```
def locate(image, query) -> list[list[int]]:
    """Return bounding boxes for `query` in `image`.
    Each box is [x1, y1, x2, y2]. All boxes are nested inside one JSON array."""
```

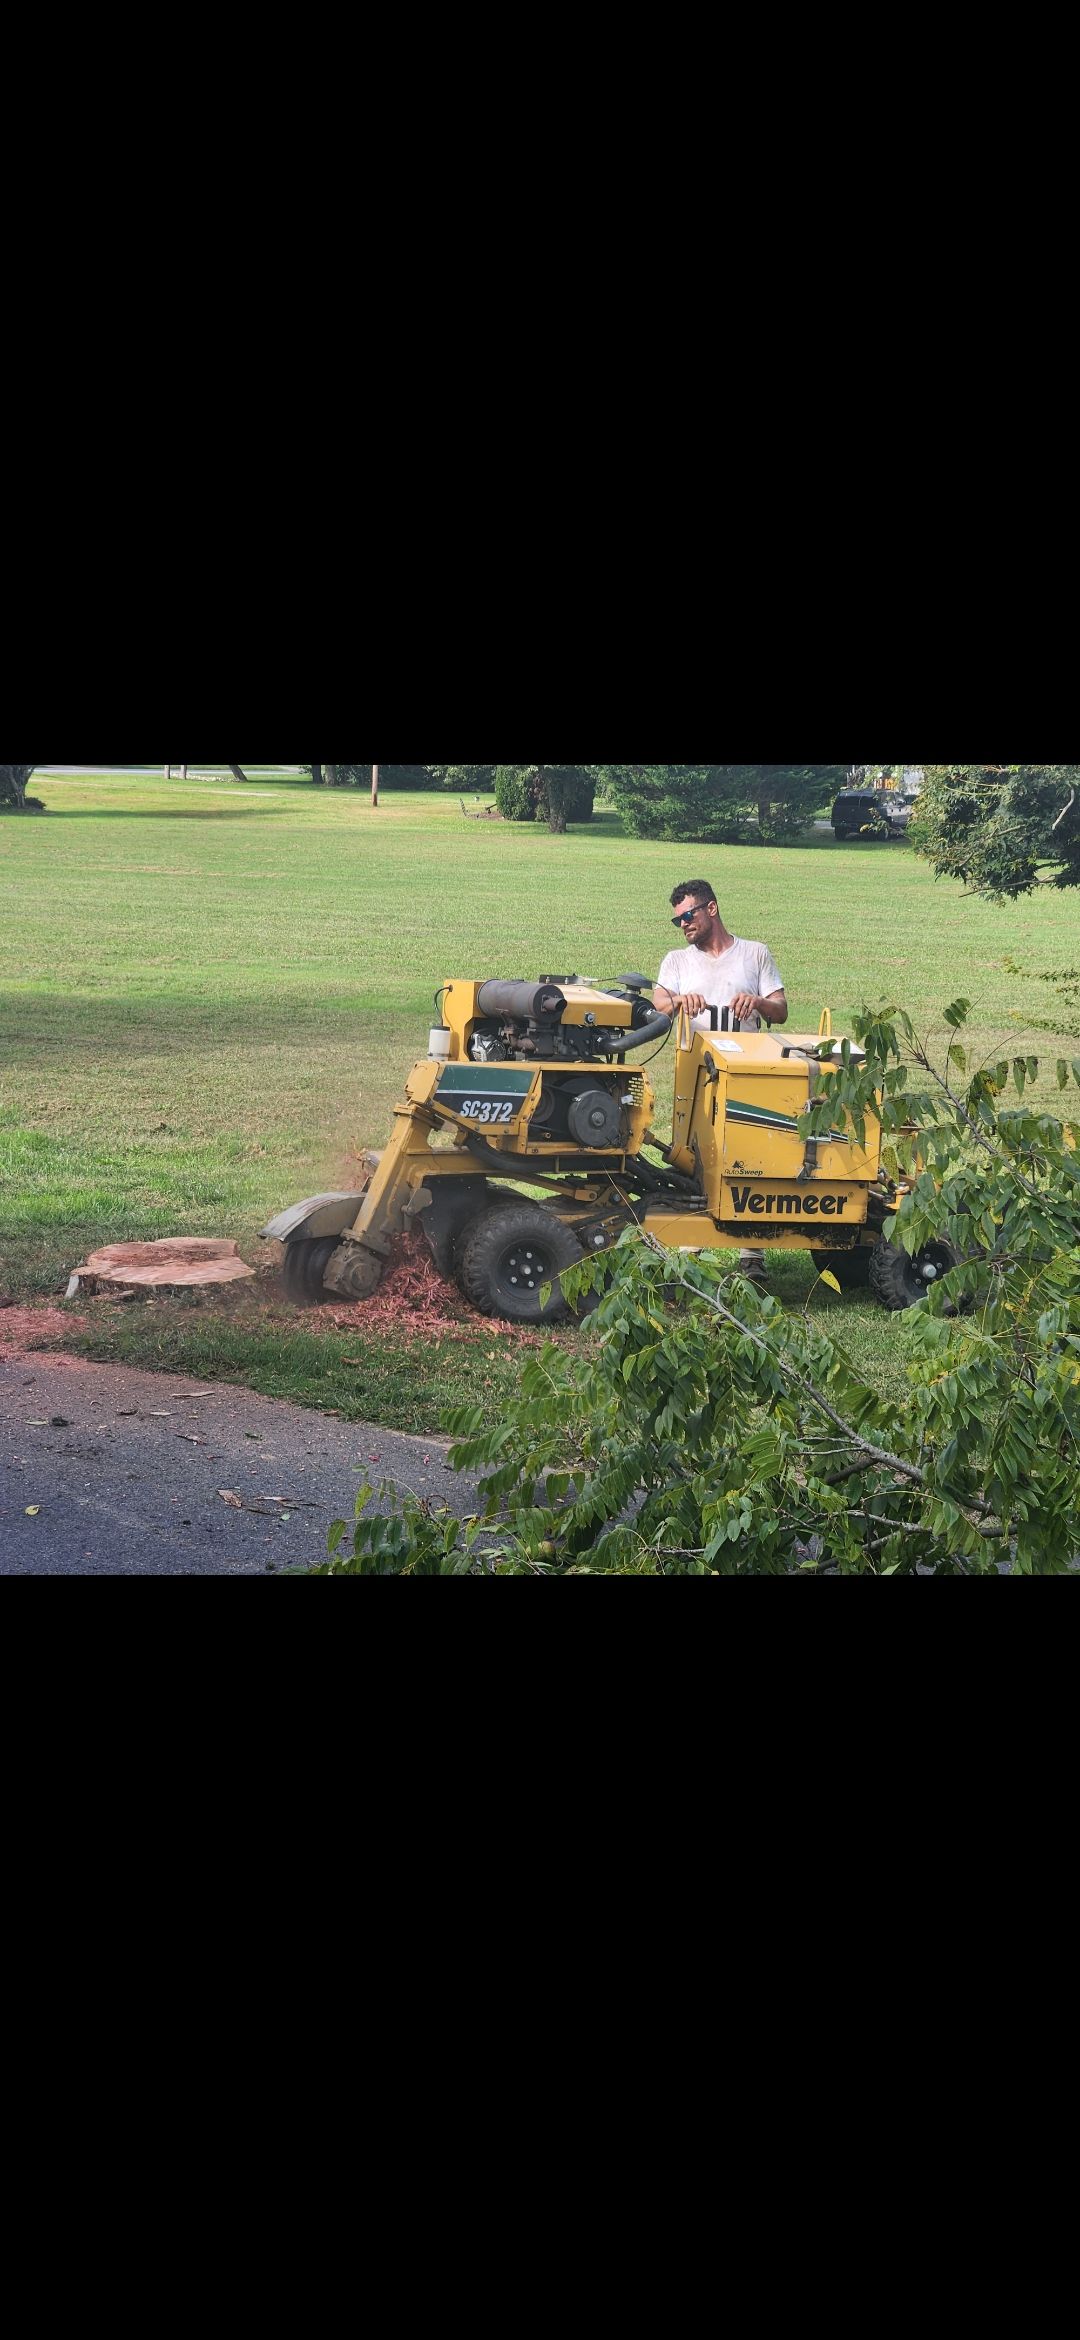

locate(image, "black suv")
[[831, 789, 908, 841]]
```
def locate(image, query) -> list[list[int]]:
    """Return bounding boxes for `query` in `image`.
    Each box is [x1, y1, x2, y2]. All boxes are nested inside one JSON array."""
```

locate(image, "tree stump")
[[68, 1239, 256, 1298]]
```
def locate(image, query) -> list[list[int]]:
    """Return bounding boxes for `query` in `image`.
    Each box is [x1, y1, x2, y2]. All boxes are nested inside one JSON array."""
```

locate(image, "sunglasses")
[[671, 904, 713, 927]]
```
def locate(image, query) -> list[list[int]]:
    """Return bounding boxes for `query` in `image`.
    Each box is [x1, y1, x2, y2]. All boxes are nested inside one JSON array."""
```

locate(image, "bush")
[[494, 765, 541, 821], [494, 766, 595, 826]]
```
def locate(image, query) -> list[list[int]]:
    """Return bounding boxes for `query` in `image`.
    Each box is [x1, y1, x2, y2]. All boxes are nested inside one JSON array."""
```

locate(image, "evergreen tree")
[[597, 765, 845, 842]]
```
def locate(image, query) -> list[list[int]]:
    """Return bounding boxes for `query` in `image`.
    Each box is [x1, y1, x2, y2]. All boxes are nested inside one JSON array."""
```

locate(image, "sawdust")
[[320, 1230, 547, 1347], [0, 1229, 549, 1363], [0, 1307, 87, 1358]]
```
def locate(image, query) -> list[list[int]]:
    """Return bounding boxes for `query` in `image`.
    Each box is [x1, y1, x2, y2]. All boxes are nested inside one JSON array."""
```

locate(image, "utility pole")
[[372, 764, 380, 809]]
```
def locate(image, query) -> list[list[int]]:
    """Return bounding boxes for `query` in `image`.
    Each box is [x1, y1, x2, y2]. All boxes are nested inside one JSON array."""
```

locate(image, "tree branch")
[[640, 1236, 981, 1502], [908, 1046, 1043, 1200]]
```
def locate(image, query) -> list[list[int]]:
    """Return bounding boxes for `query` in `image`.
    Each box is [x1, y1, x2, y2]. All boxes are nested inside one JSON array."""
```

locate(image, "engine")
[[466, 975, 665, 1065]]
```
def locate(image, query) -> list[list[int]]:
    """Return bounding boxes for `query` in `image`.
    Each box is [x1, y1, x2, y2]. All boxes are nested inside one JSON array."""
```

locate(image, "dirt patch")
[[0, 1306, 87, 1358], [1, 1230, 551, 1360]]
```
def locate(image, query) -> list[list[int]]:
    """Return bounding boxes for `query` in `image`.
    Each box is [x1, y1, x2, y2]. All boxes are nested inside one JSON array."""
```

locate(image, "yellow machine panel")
[[718, 1179, 868, 1227], [670, 1029, 880, 1204]]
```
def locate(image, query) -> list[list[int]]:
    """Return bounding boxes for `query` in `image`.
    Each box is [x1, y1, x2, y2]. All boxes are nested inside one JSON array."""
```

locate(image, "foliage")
[[0, 765, 40, 812], [911, 764, 1080, 898], [316, 1484, 510, 1576], [595, 765, 846, 843], [321, 1003, 1080, 1576], [432, 765, 595, 831], [293, 764, 839, 836]]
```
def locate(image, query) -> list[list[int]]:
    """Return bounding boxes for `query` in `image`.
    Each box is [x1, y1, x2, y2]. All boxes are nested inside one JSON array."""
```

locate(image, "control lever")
[[708, 1006, 742, 1033]]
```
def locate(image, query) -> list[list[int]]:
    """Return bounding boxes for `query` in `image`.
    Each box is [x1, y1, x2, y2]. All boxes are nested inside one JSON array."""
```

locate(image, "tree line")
[[4, 763, 1078, 899], [308, 763, 848, 837]]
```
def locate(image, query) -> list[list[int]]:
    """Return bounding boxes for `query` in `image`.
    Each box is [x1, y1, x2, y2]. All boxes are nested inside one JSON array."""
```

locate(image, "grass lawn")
[[3, 770, 1078, 1432]]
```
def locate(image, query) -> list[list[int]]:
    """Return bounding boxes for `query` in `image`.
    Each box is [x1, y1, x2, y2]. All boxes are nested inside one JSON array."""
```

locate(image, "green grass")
[[3, 771, 1078, 1425], [64, 1291, 530, 1436]]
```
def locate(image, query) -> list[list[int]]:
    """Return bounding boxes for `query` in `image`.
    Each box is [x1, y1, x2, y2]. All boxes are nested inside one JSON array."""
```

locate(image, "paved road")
[[34, 767, 303, 777], [0, 1353, 481, 1576]]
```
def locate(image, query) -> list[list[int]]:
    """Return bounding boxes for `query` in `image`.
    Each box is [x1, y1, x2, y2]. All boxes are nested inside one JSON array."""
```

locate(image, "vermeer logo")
[[729, 1185, 849, 1217]]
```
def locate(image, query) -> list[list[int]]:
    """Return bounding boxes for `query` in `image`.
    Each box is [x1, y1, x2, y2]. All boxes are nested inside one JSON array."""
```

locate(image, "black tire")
[[868, 1231, 962, 1312], [281, 1236, 337, 1305], [451, 1198, 493, 1271], [457, 1202, 584, 1325], [811, 1245, 871, 1288], [427, 1179, 496, 1273]]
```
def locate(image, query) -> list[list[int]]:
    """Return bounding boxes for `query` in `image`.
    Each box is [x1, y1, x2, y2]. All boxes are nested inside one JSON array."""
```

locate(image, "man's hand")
[[654, 986, 707, 1018], [730, 991, 760, 1023]]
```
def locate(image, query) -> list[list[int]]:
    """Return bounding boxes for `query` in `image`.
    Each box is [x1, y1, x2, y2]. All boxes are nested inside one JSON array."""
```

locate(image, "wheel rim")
[[497, 1241, 555, 1298], [906, 1242, 956, 1296]]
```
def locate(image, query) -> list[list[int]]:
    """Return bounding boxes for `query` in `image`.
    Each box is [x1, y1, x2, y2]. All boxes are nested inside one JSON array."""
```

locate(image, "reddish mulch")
[[320, 1230, 546, 1347], [0, 1306, 88, 1358], [0, 1230, 551, 1358]]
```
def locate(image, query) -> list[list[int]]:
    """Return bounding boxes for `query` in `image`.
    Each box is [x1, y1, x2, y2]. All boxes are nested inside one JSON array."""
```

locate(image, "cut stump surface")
[[75, 1239, 255, 1292]]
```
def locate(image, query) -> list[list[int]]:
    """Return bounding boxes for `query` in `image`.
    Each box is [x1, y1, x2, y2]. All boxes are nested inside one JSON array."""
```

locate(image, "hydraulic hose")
[[606, 1012, 672, 1053]]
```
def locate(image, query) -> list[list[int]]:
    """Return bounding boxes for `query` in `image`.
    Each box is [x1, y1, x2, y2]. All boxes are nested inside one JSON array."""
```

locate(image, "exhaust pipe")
[[476, 980, 566, 1020]]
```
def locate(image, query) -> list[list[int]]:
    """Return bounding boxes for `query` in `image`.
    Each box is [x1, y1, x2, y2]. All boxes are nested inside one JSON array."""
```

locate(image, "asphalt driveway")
[[0, 1352, 482, 1576]]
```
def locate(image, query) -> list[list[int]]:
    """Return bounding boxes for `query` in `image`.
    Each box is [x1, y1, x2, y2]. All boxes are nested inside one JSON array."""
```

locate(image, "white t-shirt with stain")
[[656, 936, 784, 1032]]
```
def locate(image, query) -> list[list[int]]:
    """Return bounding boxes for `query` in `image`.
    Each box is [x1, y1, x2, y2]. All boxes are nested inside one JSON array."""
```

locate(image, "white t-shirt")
[[656, 935, 784, 1032]]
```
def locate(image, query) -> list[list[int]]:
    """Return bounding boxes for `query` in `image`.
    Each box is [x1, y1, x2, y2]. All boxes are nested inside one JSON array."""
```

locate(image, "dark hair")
[[669, 879, 716, 909]]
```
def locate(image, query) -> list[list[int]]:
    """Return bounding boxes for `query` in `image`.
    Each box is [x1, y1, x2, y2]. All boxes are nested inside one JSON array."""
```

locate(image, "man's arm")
[[730, 988, 788, 1026]]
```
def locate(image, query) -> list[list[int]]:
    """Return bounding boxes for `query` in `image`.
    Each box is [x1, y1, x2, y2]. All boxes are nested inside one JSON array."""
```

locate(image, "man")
[[655, 881, 788, 1285], [655, 881, 788, 1032]]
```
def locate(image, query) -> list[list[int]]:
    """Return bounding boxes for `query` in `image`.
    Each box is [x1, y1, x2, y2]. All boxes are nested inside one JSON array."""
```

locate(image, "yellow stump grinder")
[[263, 975, 949, 1321]]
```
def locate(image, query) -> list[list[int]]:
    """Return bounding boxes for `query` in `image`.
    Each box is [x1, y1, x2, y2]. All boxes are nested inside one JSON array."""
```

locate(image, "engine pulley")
[[566, 1086, 625, 1148]]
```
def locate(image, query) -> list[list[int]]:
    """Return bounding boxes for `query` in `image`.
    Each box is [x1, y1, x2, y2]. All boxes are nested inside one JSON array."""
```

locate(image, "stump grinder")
[[263, 976, 951, 1321]]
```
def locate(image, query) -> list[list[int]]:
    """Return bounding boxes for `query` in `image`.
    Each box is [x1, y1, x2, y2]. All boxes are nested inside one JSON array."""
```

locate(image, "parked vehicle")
[[831, 789, 909, 840]]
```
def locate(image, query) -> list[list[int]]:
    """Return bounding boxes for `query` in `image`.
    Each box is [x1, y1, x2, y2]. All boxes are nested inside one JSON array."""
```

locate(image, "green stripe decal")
[[437, 1066, 535, 1094], [727, 1102, 849, 1142]]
